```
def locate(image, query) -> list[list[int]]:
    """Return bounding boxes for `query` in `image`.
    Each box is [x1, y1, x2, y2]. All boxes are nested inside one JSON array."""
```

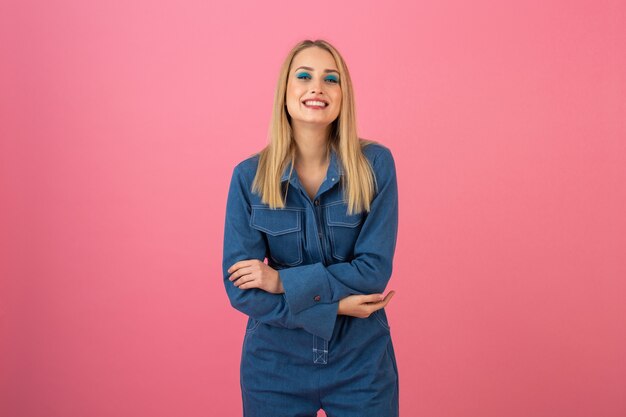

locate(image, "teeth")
[[304, 100, 327, 107]]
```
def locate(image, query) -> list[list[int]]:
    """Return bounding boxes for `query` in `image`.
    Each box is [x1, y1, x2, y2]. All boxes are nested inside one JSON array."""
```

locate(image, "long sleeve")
[[222, 163, 339, 340], [279, 147, 399, 314]]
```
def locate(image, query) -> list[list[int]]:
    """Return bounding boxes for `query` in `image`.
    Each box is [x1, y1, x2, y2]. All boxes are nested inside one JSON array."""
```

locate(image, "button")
[[313, 295, 321, 302], [314, 199, 320, 206], [331, 177, 335, 181]]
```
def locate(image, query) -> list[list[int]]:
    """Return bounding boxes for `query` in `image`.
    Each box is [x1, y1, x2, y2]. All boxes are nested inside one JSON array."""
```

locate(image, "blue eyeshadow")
[[295, 72, 339, 82]]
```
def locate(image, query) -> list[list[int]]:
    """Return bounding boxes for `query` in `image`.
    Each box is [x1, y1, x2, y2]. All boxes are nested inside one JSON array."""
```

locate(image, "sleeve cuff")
[[279, 262, 332, 314], [291, 300, 339, 341]]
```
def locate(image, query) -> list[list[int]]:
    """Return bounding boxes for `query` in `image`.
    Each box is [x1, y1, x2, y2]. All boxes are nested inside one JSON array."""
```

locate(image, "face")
[[285, 47, 342, 131]]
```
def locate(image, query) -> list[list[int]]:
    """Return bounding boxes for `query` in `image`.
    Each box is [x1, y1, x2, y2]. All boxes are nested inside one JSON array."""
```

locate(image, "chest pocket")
[[250, 206, 303, 267], [325, 202, 365, 261]]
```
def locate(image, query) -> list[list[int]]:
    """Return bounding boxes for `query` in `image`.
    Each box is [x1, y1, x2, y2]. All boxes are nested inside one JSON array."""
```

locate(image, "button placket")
[[298, 194, 331, 363], [311, 198, 330, 266]]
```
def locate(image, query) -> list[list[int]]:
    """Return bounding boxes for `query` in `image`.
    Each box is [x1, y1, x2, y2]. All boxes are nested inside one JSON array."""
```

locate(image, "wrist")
[[276, 271, 285, 293]]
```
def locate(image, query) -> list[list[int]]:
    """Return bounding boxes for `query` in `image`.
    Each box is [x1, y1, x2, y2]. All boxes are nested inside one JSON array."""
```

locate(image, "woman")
[[222, 39, 399, 417]]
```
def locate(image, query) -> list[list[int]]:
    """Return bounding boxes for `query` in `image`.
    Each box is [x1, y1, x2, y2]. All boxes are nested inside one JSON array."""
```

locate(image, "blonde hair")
[[251, 39, 377, 215]]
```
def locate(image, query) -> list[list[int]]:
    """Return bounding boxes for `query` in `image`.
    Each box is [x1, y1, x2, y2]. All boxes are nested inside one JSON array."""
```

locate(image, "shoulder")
[[360, 139, 396, 174], [231, 152, 261, 184]]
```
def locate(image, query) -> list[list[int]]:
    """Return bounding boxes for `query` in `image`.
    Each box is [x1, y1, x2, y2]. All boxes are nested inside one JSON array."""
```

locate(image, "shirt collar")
[[280, 146, 344, 184]]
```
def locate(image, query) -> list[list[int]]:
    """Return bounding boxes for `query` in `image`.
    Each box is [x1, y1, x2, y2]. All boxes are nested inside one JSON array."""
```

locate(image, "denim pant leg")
[[319, 312, 399, 417], [240, 323, 321, 417]]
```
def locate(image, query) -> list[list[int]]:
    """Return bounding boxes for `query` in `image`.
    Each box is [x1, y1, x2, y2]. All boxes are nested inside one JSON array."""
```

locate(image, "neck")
[[291, 123, 331, 168]]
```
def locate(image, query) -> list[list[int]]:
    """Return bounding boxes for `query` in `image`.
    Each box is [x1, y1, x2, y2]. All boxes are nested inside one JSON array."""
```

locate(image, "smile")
[[303, 100, 328, 109]]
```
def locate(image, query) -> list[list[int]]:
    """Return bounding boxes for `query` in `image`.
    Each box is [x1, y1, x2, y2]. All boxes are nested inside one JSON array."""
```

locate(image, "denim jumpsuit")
[[222, 142, 399, 417]]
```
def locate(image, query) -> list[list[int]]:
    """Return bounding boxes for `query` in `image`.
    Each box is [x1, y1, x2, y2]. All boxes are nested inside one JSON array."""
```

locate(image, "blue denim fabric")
[[223, 142, 399, 417]]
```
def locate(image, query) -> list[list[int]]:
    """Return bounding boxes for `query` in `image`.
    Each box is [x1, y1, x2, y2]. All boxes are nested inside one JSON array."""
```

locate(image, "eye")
[[325, 75, 339, 84], [296, 72, 311, 80]]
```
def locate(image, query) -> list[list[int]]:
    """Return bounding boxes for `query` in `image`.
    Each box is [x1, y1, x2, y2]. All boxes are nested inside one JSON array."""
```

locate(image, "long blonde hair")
[[251, 39, 377, 215]]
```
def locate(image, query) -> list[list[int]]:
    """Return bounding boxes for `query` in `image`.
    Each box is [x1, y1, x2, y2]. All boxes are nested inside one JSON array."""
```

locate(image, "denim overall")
[[222, 142, 399, 417]]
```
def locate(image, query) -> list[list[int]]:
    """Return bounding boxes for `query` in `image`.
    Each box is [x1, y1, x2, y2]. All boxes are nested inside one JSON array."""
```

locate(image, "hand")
[[227, 259, 284, 294], [337, 291, 395, 318]]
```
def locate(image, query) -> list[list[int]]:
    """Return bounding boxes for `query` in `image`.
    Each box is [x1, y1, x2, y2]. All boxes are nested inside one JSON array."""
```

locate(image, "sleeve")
[[278, 147, 399, 314], [222, 163, 339, 340]]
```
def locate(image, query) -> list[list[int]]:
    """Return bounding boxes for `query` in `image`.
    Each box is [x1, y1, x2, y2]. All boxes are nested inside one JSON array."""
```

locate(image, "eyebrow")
[[294, 66, 340, 75]]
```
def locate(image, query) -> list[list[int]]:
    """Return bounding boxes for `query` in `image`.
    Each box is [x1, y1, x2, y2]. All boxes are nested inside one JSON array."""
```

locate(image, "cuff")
[[279, 262, 332, 315], [291, 300, 339, 341]]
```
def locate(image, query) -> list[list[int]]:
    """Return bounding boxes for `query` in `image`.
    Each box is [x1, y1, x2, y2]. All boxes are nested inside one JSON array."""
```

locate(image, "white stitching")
[[373, 310, 391, 331], [313, 336, 328, 364], [250, 207, 302, 235], [250, 207, 304, 266]]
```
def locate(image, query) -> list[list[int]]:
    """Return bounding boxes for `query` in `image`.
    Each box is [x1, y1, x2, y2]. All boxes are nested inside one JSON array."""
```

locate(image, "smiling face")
[[285, 46, 342, 132]]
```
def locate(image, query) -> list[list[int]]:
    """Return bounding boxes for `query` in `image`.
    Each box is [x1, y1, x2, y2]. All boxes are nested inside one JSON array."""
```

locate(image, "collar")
[[280, 147, 344, 184]]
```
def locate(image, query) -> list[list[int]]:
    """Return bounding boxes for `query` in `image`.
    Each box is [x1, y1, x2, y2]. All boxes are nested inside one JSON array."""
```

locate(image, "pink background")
[[1, 0, 625, 416]]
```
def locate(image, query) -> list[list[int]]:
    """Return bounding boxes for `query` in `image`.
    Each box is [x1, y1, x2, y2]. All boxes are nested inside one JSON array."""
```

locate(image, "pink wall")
[[1, 0, 625, 416]]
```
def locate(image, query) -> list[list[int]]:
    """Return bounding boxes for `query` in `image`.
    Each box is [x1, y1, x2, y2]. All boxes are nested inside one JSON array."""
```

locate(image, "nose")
[[310, 77, 324, 94]]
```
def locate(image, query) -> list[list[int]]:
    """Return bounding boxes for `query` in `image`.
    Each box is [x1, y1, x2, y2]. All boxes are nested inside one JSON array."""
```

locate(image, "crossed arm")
[[222, 148, 398, 340], [227, 259, 395, 318]]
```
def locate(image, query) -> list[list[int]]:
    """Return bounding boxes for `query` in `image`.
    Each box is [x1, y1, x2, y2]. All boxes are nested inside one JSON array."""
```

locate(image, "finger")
[[238, 279, 258, 290], [378, 290, 396, 308], [227, 262, 241, 274], [233, 272, 254, 287], [367, 291, 396, 313], [227, 259, 254, 274], [361, 293, 384, 304], [232, 271, 250, 286], [229, 266, 252, 281]]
